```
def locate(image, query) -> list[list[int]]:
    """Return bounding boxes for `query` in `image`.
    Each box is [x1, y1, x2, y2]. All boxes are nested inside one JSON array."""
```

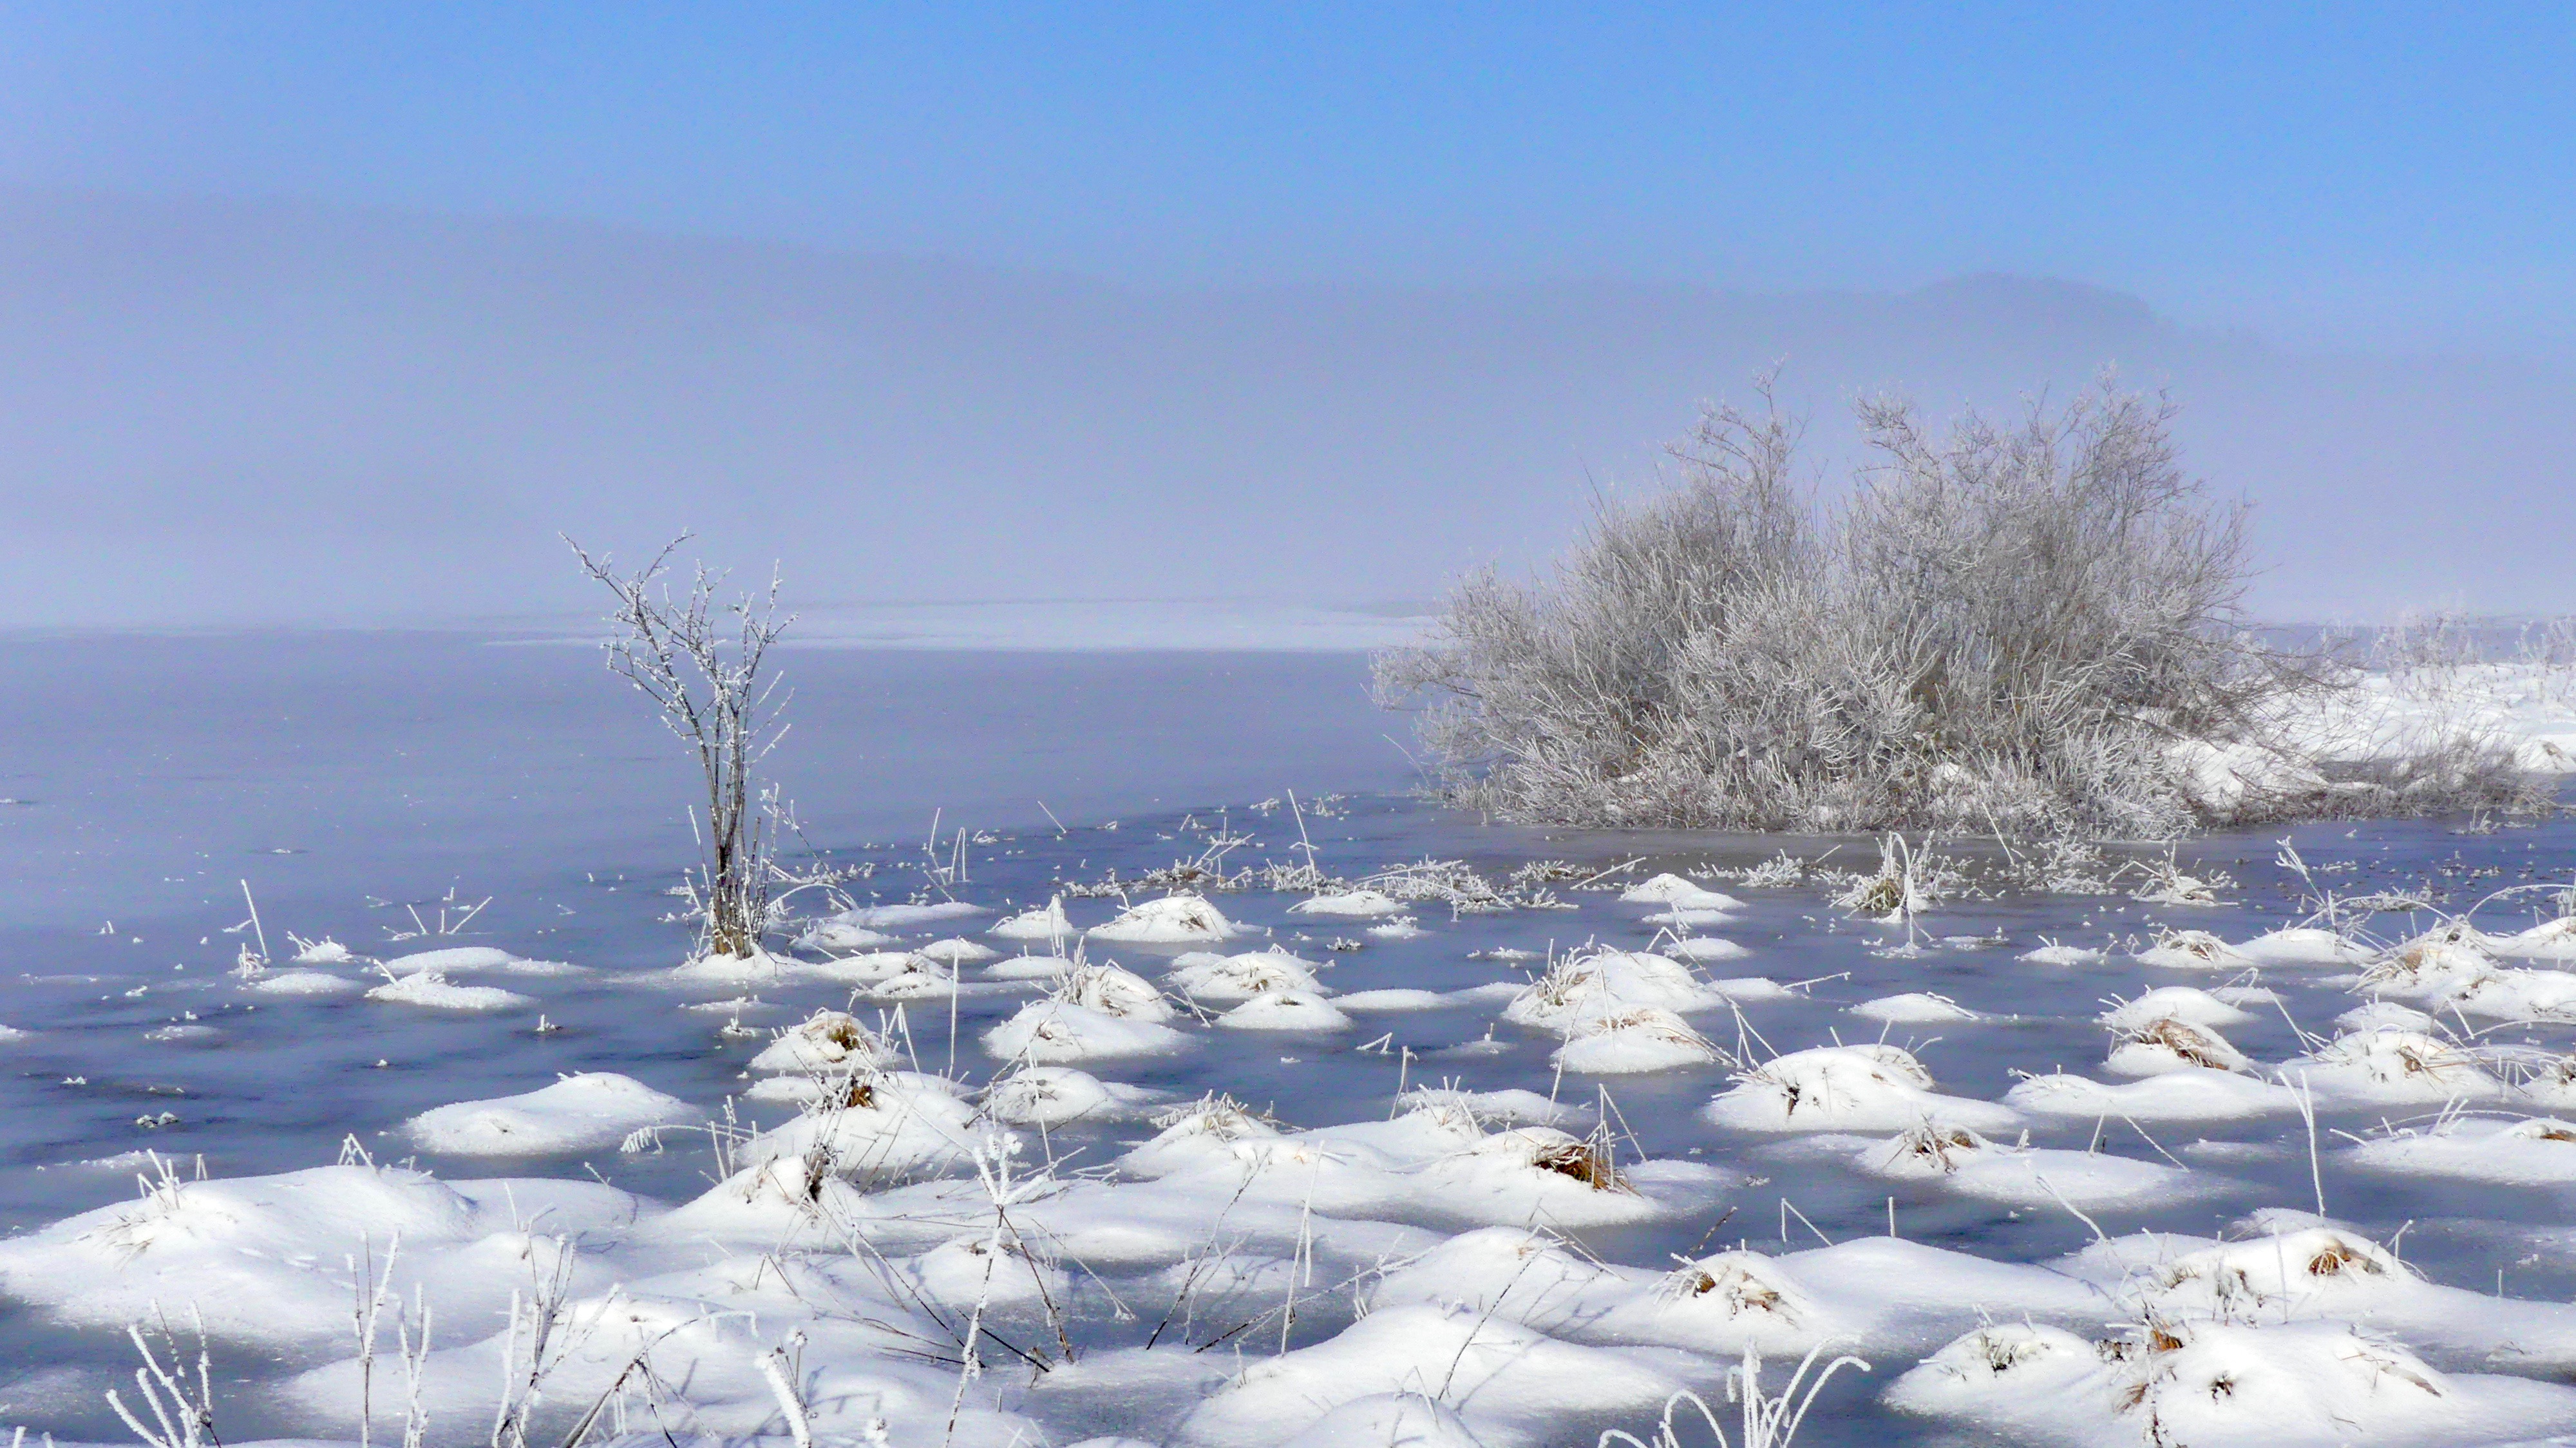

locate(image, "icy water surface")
[[6, 633, 2576, 1447]]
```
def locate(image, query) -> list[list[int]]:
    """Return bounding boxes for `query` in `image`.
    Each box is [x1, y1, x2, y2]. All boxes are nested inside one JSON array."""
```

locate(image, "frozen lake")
[[6, 631, 2576, 1447]]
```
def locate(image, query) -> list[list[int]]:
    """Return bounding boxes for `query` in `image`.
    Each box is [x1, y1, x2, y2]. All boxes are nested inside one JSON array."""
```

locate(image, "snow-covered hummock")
[[742, 1071, 997, 1179], [802, 949, 923, 986], [1706, 1044, 2019, 1132], [985, 951, 1074, 982], [1289, 889, 1407, 917], [1395, 1087, 1586, 1126], [1619, 873, 1744, 910], [1889, 1316, 2576, 1448], [983, 1000, 1186, 1062], [1336, 987, 1449, 1010], [2102, 985, 2257, 1031], [365, 971, 530, 1011], [1172, 1301, 1683, 1448], [2520, 1054, 2576, 1110], [2018, 941, 2105, 966], [2005, 1066, 2303, 1121], [402, 1072, 698, 1155], [1663, 934, 1751, 962], [2236, 926, 2374, 966], [0, 1163, 640, 1355], [667, 946, 802, 984], [1852, 992, 1982, 1023], [2336, 999, 2436, 1033], [1118, 1102, 1727, 1230], [2135, 929, 2253, 969], [2360, 928, 2501, 1000], [2060, 1221, 2576, 1376], [0, 1023, 28, 1042], [915, 936, 996, 964], [792, 917, 899, 951], [2289, 1027, 2505, 1104], [1365, 917, 1424, 940], [2436, 966, 2576, 1022], [849, 959, 965, 1002], [989, 895, 1076, 942], [2106, 1017, 2254, 1076], [1088, 892, 1238, 943], [984, 1066, 1160, 1125], [1056, 962, 1175, 1020], [293, 1223, 1041, 1445], [1217, 989, 1353, 1032], [832, 900, 986, 930], [1551, 1007, 1724, 1072], [1166, 948, 1325, 1003], [1503, 948, 1727, 1030], [377, 946, 516, 976], [1854, 1124, 2207, 1210], [2492, 915, 2576, 961], [290, 938, 356, 964], [1365, 1225, 2103, 1360], [2347, 1115, 2576, 1185], [748, 1009, 896, 1075], [243, 969, 363, 997]]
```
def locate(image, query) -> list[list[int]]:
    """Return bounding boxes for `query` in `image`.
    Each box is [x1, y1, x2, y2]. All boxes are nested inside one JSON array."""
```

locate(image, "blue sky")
[[5, 3, 2570, 348]]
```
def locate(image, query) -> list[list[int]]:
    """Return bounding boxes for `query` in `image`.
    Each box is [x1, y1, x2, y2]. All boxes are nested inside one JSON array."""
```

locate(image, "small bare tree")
[[571, 534, 791, 958]]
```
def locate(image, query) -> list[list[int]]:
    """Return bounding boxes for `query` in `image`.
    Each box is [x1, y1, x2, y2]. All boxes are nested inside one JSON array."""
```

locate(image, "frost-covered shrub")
[[1379, 377, 2511, 835]]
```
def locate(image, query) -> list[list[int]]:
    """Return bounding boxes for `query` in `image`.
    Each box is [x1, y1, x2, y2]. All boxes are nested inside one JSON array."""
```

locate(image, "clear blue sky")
[[5, 3, 2571, 348]]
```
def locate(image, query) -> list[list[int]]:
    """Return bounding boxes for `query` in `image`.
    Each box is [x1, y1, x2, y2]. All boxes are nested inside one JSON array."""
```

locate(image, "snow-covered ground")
[[6, 644, 2576, 1448]]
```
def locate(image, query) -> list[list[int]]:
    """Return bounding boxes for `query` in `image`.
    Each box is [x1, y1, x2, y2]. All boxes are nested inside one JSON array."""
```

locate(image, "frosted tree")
[[571, 535, 791, 958]]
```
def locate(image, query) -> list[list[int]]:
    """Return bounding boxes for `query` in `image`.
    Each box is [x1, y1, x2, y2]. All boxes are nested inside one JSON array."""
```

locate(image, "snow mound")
[[2005, 1066, 2302, 1121], [984, 1000, 1187, 1062], [1173, 1302, 1681, 1447], [985, 1067, 1160, 1125], [243, 969, 363, 997], [1167, 949, 1325, 1003], [1289, 890, 1407, 917], [916, 937, 998, 964], [1855, 1125, 2210, 1210], [2347, 1115, 2576, 1185], [1890, 1317, 2576, 1448], [2135, 929, 2253, 969], [2105, 1017, 2254, 1076], [1089, 893, 1238, 943], [1705, 1044, 2019, 1132], [835, 901, 986, 929], [989, 896, 1075, 942], [1503, 948, 1727, 1030], [2101, 986, 2256, 1031], [403, 1073, 698, 1156], [1057, 963, 1177, 1020], [364, 971, 529, 1011], [1664, 935, 1751, 962], [1551, 1007, 1724, 1073], [741, 1071, 996, 1179], [748, 1009, 897, 1074], [2018, 942, 2105, 966], [1852, 992, 1982, 1023], [2235, 926, 2374, 965], [1216, 989, 1353, 1032], [1619, 873, 1743, 910], [986, 952, 1075, 980], [2291, 1027, 2505, 1103], [793, 918, 899, 951], [0, 1164, 639, 1353]]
